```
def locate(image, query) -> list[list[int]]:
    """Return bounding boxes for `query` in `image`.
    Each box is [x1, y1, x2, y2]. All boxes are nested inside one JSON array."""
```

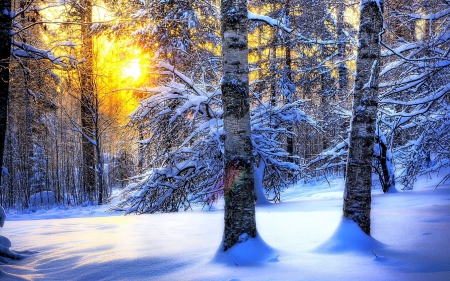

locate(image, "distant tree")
[[379, 0, 450, 189], [0, 0, 12, 186], [0, 0, 70, 209]]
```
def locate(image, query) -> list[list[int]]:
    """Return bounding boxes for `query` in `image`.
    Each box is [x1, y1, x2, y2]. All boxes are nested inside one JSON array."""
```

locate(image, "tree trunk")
[[221, 0, 257, 251], [0, 0, 12, 185], [336, 2, 348, 95], [80, 0, 96, 203], [343, 0, 383, 235], [374, 128, 395, 193], [284, 0, 294, 160], [95, 139, 104, 205]]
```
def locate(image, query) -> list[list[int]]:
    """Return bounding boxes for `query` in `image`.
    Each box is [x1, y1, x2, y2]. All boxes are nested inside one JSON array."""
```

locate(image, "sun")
[[122, 58, 141, 81]]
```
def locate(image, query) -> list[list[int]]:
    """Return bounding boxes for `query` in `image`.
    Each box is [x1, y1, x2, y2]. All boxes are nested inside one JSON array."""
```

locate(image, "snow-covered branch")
[[248, 11, 293, 33], [11, 39, 74, 69]]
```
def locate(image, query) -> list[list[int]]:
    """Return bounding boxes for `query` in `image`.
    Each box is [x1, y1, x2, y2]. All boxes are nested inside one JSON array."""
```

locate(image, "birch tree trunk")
[[221, 0, 257, 251], [343, 0, 383, 235], [0, 0, 12, 185]]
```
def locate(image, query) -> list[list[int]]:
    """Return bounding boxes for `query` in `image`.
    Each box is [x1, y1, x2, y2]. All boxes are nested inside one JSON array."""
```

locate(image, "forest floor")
[[1, 169, 450, 281]]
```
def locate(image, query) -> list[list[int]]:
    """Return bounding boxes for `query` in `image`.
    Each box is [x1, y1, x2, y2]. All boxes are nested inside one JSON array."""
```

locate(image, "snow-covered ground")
[[1, 171, 450, 281]]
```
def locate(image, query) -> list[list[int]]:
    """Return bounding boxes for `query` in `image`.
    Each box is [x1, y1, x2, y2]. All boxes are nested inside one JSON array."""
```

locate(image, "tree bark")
[[284, 0, 294, 159], [0, 0, 12, 185], [80, 0, 96, 203], [336, 2, 348, 95], [221, 0, 257, 251], [343, 0, 383, 235]]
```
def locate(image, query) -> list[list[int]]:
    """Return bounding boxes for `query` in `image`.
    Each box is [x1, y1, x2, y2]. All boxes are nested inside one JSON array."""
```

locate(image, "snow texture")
[[0, 171, 449, 280]]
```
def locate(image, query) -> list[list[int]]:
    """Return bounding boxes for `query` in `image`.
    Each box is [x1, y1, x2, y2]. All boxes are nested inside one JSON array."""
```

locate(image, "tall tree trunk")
[[336, 2, 348, 96], [284, 0, 294, 159], [221, 0, 257, 251], [343, 0, 383, 235], [80, 0, 96, 203], [0, 0, 12, 186]]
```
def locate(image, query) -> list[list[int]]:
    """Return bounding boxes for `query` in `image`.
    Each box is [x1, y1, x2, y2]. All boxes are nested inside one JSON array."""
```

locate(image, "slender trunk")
[[94, 94, 103, 205], [96, 142, 103, 205], [0, 0, 12, 185], [270, 39, 277, 108], [336, 2, 350, 148], [138, 128, 144, 173], [343, 0, 383, 235], [375, 129, 395, 193], [337, 2, 348, 96], [221, 0, 256, 251], [284, 0, 294, 159], [80, 0, 96, 203]]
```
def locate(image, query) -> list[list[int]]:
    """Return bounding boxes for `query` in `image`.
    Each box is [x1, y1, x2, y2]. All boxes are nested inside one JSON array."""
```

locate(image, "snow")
[[213, 233, 276, 266], [314, 217, 385, 253], [248, 11, 293, 33], [1, 171, 450, 280], [29, 191, 56, 209]]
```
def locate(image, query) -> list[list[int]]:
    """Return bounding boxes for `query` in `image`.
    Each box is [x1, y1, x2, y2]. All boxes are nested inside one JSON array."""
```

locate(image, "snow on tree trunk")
[[221, 0, 257, 251], [343, 0, 383, 235], [0, 0, 12, 185]]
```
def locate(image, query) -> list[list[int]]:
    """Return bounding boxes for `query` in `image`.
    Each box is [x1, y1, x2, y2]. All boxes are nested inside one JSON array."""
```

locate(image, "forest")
[[1, 0, 448, 213], [0, 0, 449, 279]]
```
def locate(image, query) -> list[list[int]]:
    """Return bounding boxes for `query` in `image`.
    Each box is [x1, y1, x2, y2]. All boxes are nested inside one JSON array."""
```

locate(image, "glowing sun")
[[122, 58, 141, 80]]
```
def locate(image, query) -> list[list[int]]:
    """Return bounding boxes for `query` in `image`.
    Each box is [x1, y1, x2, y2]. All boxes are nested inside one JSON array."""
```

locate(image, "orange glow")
[[122, 58, 142, 81], [39, 0, 153, 125]]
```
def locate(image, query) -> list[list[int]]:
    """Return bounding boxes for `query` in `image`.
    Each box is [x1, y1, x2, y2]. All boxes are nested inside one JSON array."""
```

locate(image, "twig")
[[372, 251, 378, 257]]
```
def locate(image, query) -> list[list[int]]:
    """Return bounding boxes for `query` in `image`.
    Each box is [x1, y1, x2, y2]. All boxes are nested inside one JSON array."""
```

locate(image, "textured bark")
[[343, 0, 383, 235], [221, 0, 257, 251], [80, 0, 96, 202], [0, 0, 12, 185]]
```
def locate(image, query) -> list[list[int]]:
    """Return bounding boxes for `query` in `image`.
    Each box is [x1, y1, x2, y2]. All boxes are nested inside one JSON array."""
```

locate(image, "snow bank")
[[314, 217, 384, 254], [213, 233, 278, 266], [29, 191, 56, 208], [0, 234, 24, 262], [1, 171, 450, 280]]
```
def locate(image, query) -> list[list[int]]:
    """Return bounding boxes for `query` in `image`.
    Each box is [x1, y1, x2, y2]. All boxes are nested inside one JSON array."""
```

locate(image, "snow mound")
[[213, 233, 278, 266], [387, 186, 399, 193], [0, 235, 24, 262], [29, 191, 56, 208], [0, 235, 11, 248], [314, 217, 385, 254]]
